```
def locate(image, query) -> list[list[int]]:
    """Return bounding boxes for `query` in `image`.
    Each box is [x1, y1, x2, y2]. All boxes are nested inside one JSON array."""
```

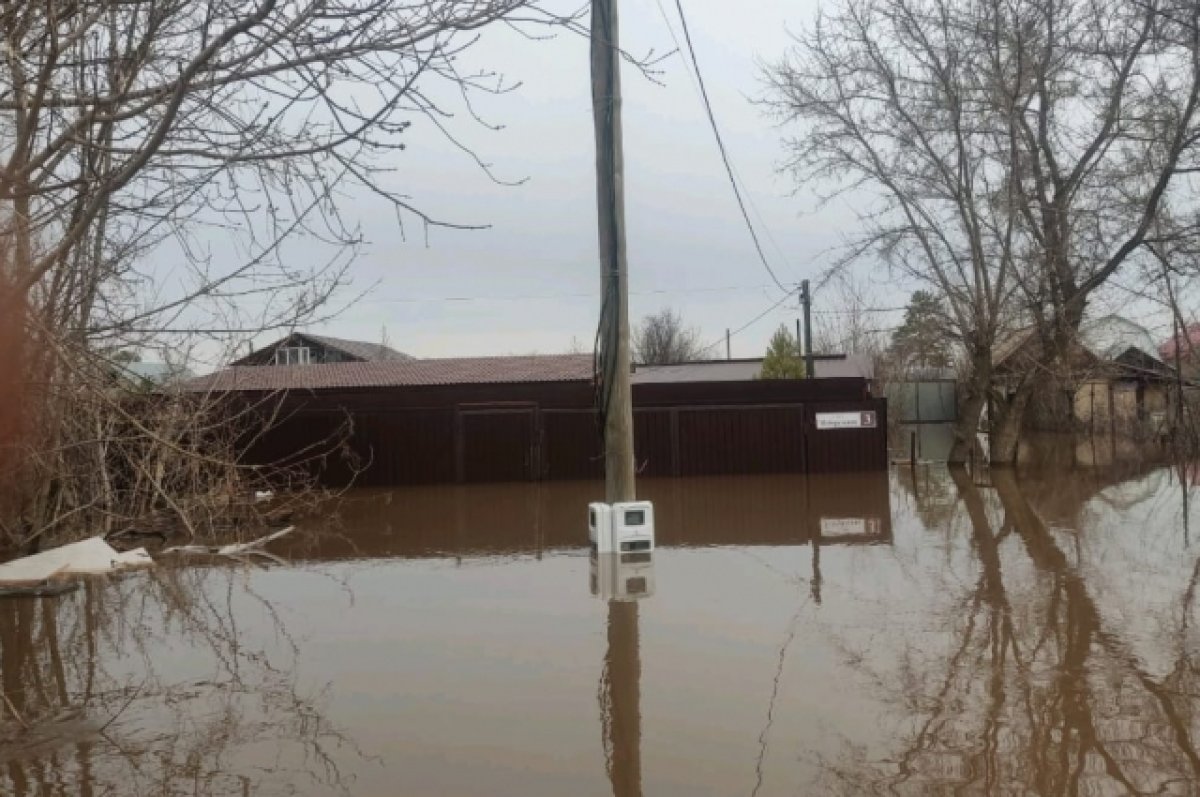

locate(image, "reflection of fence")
[[887, 380, 957, 423]]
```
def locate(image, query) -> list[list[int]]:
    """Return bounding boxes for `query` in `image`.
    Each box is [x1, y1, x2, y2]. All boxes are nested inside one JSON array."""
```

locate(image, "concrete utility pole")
[[801, 280, 815, 379], [591, 0, 635, 503]]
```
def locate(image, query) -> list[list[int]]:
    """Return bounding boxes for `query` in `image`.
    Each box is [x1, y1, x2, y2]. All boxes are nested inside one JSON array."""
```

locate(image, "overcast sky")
[[224, 0, 882, 362], [206, 0, 1173, 366]]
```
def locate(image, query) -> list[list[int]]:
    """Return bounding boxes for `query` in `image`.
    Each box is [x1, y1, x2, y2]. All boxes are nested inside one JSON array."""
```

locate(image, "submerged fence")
[[239, 379, 888, 486]]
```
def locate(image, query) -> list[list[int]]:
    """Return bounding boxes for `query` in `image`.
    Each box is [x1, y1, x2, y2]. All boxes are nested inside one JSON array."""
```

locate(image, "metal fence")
[[886, 380, 957, 423], [241, 380, 888, 486]]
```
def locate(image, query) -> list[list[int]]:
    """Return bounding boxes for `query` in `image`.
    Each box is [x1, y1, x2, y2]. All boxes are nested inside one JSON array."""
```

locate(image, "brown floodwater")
[[2, 462, 1200, 796]]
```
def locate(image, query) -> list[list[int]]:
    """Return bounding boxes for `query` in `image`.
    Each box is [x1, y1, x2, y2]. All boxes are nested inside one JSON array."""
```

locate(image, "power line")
[[364, 283, 775, 304], [651, 1, 795, 276], [699, 292, 796, 355], [669, 0, 791, 295], [811, 305, 907, 315]]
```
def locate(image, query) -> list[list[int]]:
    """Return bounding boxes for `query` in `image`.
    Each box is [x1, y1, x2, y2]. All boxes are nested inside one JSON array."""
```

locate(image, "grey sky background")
[[188, 0, 1173, 367], [229, 0, 880, 363]]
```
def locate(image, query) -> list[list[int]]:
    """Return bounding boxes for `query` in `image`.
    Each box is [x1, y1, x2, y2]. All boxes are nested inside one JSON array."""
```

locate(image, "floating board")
[[0, 538, 152, 585]]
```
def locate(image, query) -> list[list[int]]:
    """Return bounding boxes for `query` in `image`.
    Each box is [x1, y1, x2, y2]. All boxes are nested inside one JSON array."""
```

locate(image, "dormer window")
[[274, 346, 312, 366]]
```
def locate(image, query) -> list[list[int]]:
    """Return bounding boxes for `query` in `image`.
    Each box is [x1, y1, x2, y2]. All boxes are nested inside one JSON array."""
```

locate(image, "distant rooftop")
[[995, 314, 1165, 368], [185, 354, 594, 393], [232, 332, 413, 366]]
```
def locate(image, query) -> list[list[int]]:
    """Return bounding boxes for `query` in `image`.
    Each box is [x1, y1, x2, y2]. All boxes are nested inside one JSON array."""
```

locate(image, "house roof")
[[1160, 322, 1200, 362], [302, 334, 413, 362], [992, 327, 1037, 367], [1078, 315, 1162, 363], [232, 332, 413, 365], [994, 315, 1164, 369], [184, 354, 594, 393]]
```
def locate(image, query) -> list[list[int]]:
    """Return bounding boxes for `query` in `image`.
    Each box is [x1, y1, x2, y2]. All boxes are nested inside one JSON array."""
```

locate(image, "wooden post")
[[591, 0, 635, 503]]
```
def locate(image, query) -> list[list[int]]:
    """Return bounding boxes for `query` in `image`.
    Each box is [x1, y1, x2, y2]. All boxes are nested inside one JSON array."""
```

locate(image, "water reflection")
[[0, 568, 352, 796], [293, 472, 893, 561], [0, 468, 1198, 795], [821, 465, 1200, 795], [593, 552, 655, 797]]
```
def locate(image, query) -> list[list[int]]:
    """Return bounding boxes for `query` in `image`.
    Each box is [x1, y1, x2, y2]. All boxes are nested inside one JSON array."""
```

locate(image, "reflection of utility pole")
[[810, 536, 823, 606], [591, 0, 635, 504], [603, 600, 642, 796], [805, 472, 821, 605], [800, 280, 814, 379]]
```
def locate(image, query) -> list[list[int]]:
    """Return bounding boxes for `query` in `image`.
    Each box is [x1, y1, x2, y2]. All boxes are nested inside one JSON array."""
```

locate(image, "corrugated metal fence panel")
[[240, 385, 888, 485], [247, 413, 360, 487], [678, 405, 806, 477], [634, 378, 866, 406], [541, 410, 603, 481], [459, 409, 535, 483], [887, 380, 957, 423], [634, 409, 675, 477], [805, 399, 889, 473], [354, 410, 456, 487], [916, 381, 957, 422]]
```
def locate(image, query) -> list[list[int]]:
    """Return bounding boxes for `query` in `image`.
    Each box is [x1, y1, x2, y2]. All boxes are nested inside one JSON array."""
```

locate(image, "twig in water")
[[1, 691, 29, 730]]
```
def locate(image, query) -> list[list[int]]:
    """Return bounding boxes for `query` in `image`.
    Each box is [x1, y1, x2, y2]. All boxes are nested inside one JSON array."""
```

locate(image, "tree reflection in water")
[[821, 464, 1200, 795], [0, 565, 354, 796]]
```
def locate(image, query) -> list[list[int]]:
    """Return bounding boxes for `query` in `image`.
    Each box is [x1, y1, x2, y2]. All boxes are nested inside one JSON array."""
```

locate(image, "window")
[[623, 509, 645, 527], [274, 346, 312, 366]]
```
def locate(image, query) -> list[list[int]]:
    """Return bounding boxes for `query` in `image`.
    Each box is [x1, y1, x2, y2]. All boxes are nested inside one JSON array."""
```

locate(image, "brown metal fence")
[[240, 379, 887, 486]]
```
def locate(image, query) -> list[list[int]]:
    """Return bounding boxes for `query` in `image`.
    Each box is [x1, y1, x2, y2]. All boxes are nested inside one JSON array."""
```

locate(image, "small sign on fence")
[[819, 517, 883, 536], [815, 410, 877, 430]]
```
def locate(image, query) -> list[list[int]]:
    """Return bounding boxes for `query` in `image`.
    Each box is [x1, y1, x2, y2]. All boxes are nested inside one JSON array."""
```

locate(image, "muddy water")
[[1, 464, 1199, 795]]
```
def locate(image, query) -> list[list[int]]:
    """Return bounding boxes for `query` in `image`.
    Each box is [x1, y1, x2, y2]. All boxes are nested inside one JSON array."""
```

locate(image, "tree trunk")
[[990, 382, 1034, 466], [0, 281, 26, 531], [948, 348, 990, 465]]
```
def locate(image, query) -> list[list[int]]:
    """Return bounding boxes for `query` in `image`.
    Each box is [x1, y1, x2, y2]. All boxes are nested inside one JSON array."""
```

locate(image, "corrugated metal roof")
[[813, 355, 875, 380], [184, 354, 594, 393], [633, 360, 762, 383], [630, 355, 874, 383]]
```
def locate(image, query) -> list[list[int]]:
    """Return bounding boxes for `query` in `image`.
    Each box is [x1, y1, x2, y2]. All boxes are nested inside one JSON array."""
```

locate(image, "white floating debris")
[[160, 525, 295, 558], [0, 538, 153, 585], [253, 490, 275, 503]]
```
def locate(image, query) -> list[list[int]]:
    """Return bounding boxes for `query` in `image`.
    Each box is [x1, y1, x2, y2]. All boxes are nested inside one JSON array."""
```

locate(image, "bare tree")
[[767, 0, 1200, 464], [632, 308, 703, 365], [811, 273, 889, 360], [0, 0, 602, 548]]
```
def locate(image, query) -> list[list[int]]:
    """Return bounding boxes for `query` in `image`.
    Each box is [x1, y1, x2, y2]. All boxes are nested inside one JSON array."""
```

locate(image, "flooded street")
[[2, 463, 1200, 795]]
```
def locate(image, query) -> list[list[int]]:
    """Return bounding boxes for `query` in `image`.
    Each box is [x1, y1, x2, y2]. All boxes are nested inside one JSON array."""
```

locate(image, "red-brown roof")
[[1160, 322, 1200, 362], [183, 354, 594, 393]]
